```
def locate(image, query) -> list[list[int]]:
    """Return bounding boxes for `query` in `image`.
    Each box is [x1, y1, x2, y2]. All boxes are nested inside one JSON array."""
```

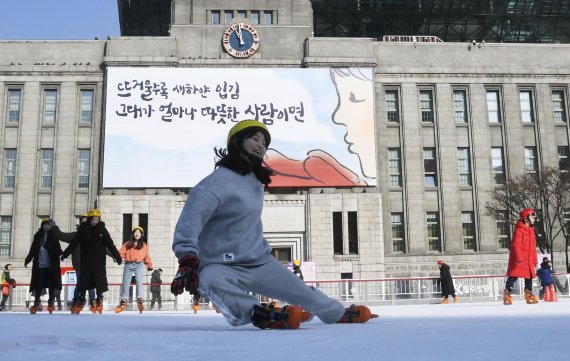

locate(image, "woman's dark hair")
[[215, 128, 274, 186], [127, 230, 145, 250]]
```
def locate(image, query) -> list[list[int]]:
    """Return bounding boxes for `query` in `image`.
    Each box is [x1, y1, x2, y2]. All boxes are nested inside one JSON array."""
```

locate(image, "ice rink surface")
[[4, 299, 569, 361]]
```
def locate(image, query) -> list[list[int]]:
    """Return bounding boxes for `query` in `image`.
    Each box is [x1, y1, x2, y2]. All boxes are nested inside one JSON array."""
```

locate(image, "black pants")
[[505, 277, 532, 292], [150, 291, 162, 309], [34, 268, 54, 302]]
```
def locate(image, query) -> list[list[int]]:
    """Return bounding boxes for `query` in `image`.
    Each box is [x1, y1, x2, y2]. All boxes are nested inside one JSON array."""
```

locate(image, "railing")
[[382, 35, 443, 43], [2, 274, 568, 312]]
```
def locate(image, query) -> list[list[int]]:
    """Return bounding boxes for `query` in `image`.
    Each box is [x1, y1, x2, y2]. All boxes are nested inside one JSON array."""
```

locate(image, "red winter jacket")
[[506, 220, 537, 279]]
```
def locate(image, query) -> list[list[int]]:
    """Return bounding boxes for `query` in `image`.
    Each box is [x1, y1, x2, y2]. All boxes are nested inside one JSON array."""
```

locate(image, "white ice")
[[4, 299, 569, 361]]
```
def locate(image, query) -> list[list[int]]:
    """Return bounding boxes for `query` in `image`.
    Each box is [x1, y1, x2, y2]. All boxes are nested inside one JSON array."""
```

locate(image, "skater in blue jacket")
[[537, 257, 555, 300], [171, 120, 377, 329]]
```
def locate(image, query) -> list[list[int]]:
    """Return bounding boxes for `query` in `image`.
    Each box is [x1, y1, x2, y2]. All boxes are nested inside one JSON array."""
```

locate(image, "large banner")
[[104, 67, 376, 188]]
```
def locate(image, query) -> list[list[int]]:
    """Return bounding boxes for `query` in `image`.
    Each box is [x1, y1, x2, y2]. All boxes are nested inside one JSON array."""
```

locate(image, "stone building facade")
[[1, 0, 569, 283]]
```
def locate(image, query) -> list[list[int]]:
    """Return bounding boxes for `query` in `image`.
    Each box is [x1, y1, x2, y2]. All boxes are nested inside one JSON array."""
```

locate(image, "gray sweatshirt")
[[172, 166, 271, 270]]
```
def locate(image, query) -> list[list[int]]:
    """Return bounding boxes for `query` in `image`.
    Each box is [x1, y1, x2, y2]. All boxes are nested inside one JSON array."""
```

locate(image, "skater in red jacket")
[[503, 208, 539, 305], [171, 120, 377, 329]]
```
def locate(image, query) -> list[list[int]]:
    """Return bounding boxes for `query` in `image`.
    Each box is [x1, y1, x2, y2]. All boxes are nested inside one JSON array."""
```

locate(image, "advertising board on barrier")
[[104, 67, 376, 188]]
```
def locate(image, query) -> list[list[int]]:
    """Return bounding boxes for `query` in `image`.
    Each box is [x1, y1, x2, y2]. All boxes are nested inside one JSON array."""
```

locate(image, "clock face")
[[222, 22, 260, 58]]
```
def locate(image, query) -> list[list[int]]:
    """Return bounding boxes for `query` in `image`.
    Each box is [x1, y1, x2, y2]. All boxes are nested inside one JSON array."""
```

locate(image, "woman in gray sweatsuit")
[[171, 120, 346, 328]]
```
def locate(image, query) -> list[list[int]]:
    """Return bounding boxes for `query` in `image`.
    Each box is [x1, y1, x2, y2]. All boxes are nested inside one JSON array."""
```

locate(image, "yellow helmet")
[[227, 120, 270, 147], [293, 259, 301, 267], [132, 226, 144, 235], [87, 209, 101, 218]]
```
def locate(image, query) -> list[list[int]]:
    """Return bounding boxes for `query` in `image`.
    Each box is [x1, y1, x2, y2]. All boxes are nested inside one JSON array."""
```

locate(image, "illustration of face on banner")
[[104, 67, 376, 188]]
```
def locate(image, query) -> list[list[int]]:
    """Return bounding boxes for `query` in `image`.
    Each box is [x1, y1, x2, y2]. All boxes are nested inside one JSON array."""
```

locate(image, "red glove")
[[171, 255, 200, 300]]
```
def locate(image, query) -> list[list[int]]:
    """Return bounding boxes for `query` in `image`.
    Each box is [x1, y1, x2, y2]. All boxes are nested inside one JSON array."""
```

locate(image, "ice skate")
[[524, 290, 539, 304], [503, 290, 513, 305], [89, 300, 98, 314], [301, 309, 314, 323], [192, 301, 200, 314], [70, 299, 81, 314], [441, 298, 449, 304], [72, 298, 87, 314], [95, 297, 104, 314], [336, 304, 378, 324], [30, 301, 41, 314], [251, 303, 303, 329], [453, 296, 459, 304], [47, 299, 55, 314], [137, 298, 144, 313], [115, 299, 127, 313]]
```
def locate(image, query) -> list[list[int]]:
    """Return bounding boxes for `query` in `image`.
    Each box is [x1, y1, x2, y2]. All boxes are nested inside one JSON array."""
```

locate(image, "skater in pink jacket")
[[115, 226, 153, 313]]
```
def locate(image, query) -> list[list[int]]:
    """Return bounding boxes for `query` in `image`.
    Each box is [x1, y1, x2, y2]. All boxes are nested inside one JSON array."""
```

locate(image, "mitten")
[[171, 254, 200, 300]]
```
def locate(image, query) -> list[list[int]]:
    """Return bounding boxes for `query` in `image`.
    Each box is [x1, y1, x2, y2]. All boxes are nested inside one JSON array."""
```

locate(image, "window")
[[453, 90, 468, 123], [7, 89, 22, 124], [388, 148, 402, 187], [524, 146, 538, 174], [457, 148, 471, 186], [0, 216, 12, 256], [211, 10, 220, 24], [385, 90, 399, 123], [491, 147, 506, 184], [40, 149, 54, 189], [496, 211, 510, 249], [426, 212, 441, 252], [43, 89, 58, 124], [420, 90, 433, 123], [139, 213, 148, 242], [423, 148, 437, 187], [391, 213, 405, 252], [80, 89, 94, 124], [519, 90, 534, 123], [251, 11, 259, 24], [3, 149, 16, 188], [462, 212, 476, 250], [558, 146, 569, 173], [78, 149, 90, 188], [271, 248, 292, 264], [486, 90, 501, 123], [333, 212, 343, 255], [264, 11, 273, 25], [224, 10, 233, 23], [348, 211, 358, 254], [237, 10, 246, 19], [123, 213, 133, 243], [552, 90, 567, 123]]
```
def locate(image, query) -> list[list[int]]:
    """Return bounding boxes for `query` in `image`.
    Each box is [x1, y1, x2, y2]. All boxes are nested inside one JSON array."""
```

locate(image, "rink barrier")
[[2, 274, 569, 312]]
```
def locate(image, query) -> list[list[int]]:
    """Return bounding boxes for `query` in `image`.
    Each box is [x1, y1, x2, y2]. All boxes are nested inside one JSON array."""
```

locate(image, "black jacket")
[[25, 227, 63, 292], [439, 263, 456, 296], [150, 270, 162, 292], [61, 221, 121, 294]]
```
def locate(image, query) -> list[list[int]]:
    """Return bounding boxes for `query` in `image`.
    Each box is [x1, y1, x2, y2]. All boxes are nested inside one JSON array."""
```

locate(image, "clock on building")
[[222, 22, 260, 58]]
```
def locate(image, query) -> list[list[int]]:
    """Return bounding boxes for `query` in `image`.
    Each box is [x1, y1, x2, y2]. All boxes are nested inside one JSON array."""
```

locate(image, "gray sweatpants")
[[199, 256, 345, 326]]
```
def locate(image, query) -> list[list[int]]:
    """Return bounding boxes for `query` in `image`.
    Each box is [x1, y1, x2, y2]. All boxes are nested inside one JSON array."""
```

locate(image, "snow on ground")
[[3, 299, 569, 361]]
